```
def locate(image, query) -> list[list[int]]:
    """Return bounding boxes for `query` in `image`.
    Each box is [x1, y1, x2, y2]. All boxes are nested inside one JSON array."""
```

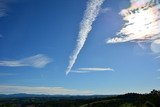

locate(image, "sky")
[[0, 0, 160, 95]]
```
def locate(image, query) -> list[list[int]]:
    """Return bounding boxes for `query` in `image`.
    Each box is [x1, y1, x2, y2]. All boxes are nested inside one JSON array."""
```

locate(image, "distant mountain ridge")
[[0, 93, 52, 98], [0, 93, 114, 99], [0, 90, 160, 107]]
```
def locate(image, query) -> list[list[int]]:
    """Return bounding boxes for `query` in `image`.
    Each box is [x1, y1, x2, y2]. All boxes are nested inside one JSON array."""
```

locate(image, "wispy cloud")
[[66, 0, 105, 75], [71, 67, 114, 73], [155, 55, 160, 59], [0, 54, 52, 68], [101, 7, 111, 13], [0, 0, 7, 17], [78, 67, 114, 71], [156, 77, 160, 79], [0, 0, 9, 38], [151, 39, 160, 54], [0, 85, 94, 95]]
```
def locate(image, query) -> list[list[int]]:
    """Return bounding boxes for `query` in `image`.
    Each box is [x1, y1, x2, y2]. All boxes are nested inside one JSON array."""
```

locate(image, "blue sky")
[[0, 0, 160, 95]]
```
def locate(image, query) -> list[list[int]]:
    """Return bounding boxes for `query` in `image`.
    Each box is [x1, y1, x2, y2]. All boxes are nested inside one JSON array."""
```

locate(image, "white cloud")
[[71, 70, 93, 73], [71, 67, 114, 73], [0, 85, 94, 95], [0, 54, 52, 68], [66, 0, 105, 75], [151, 39, 160, 53], [106, 0, 160, 44], [78, 67, 114, 71]]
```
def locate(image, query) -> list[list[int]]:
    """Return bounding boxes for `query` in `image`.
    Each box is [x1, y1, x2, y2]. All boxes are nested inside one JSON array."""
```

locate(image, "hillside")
[[0, 90, 159, 107]]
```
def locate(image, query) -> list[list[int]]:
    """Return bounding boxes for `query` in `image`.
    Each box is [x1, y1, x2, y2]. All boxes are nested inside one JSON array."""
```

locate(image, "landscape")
[[0, 90, 160, 107], [0, 0, 160, 107]]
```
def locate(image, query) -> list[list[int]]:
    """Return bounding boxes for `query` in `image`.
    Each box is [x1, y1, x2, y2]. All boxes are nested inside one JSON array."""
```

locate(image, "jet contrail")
[[66, 0, 105, 75]]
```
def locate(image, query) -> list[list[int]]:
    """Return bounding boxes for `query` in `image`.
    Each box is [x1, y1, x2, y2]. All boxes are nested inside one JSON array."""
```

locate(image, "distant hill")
[[81, 90, 160, 107], [0, 93, 52, 98], [0, 93, 114, 99], [0, 90, 159, 107]]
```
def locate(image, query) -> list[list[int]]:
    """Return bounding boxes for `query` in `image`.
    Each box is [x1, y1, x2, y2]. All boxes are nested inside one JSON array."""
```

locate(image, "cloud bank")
[[0, 85, 94, 95], [0, 54, 52, 68], [66, 0, 105, 75], [106, 0, 160, 44], [71, 67, 114, 73]]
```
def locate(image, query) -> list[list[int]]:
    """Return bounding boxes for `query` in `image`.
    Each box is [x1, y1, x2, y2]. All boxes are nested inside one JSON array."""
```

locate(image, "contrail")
[[66, 0, 105, 75]]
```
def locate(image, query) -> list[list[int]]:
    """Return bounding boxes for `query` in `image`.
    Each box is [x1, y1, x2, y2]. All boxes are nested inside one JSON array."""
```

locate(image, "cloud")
[[0, 0, 7, 17], [0, 54, 52, 68], [0, 0, 9, 38], [66, 0, 105, 75], [78, 67, 114, 71], [154, 55, 160, 59], [101, 7, 111, 13], [0, 85, 94, 95], [71, 67, 114, 73], [151, 39, 160, 53], [106, 0, 160, 44]]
